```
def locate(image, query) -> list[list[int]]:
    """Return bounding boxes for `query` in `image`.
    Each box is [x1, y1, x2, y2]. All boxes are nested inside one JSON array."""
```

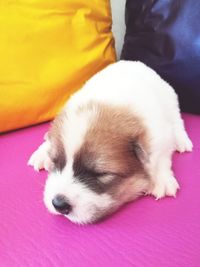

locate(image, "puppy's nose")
[[52, 195, 71, 215]]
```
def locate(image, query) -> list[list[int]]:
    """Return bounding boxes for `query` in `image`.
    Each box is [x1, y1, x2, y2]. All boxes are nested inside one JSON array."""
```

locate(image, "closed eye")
[[75, 167, 109, 179], [73, 154, 124, 183], [85, 169, 124, 179]]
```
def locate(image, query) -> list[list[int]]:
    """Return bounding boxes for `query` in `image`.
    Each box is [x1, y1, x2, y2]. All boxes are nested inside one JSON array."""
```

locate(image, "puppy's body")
[[29, 61, 192, 224]]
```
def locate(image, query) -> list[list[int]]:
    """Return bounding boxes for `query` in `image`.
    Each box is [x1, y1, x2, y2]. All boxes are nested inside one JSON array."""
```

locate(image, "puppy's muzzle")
[[52, 194, 72, 215]]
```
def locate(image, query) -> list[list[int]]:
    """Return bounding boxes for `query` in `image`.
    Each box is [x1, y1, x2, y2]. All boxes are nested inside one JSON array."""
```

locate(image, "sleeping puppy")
[[28, 61, 193, 224]]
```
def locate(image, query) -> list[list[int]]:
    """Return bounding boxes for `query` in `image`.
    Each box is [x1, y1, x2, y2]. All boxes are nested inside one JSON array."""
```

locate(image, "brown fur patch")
[[71, 101, 151, 198], [77, 101, 150, 177]]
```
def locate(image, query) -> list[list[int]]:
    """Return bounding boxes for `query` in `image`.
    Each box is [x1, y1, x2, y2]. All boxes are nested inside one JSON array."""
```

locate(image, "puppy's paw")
[[151, 176, 180, 200], [176, 135, 193, 153], [28, 142, 52, 172]]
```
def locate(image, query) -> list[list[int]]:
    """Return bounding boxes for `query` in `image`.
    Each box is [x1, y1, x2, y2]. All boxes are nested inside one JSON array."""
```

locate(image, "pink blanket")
[[1, 114, 199, 267]]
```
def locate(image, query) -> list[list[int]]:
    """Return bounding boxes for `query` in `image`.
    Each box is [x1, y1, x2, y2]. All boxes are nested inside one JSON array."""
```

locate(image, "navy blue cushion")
[[121, 0, 200, 114]]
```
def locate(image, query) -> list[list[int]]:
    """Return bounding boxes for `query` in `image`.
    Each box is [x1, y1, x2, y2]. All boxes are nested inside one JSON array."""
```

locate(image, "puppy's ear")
[[47, 129, 67, 172], [129, 140, 149, 165]]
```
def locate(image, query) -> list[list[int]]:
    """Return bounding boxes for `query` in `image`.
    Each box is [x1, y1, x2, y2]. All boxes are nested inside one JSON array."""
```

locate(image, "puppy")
[[28, 61, 193, 224]]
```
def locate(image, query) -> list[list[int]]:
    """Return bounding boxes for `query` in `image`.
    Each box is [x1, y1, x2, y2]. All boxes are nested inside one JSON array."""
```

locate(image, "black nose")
[[52, 195, 71, 215]]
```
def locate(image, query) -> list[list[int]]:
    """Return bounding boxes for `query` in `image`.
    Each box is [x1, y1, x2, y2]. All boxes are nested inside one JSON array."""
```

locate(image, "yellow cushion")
[[0, 0, 116, 133]]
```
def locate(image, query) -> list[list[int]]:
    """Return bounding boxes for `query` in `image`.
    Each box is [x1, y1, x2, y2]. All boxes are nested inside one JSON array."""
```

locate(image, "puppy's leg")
[[28, 135, 52, 172], [149, 155, 180, 200], [173, 110, 193, 153]]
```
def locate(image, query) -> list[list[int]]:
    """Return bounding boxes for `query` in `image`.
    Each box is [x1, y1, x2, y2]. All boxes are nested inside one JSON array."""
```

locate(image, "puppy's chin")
[[63, 209, 111, 225], [44, 198, 118, 225]]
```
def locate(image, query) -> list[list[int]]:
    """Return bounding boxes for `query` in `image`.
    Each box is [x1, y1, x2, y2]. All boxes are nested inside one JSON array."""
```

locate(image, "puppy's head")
[[44, 102, 151, 224]]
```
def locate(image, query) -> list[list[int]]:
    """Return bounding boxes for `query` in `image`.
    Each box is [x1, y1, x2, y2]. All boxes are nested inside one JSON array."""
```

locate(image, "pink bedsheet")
[[0, 114, 200, 267]]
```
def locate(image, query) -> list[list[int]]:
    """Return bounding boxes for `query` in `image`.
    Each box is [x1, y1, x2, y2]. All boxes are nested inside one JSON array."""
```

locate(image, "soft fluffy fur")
[[28, 61, 193, 224]]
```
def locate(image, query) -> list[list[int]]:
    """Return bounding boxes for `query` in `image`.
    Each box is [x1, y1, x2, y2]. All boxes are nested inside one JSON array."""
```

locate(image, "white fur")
[[28, 61, 193, 223], [62, 106, 97, 158]]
